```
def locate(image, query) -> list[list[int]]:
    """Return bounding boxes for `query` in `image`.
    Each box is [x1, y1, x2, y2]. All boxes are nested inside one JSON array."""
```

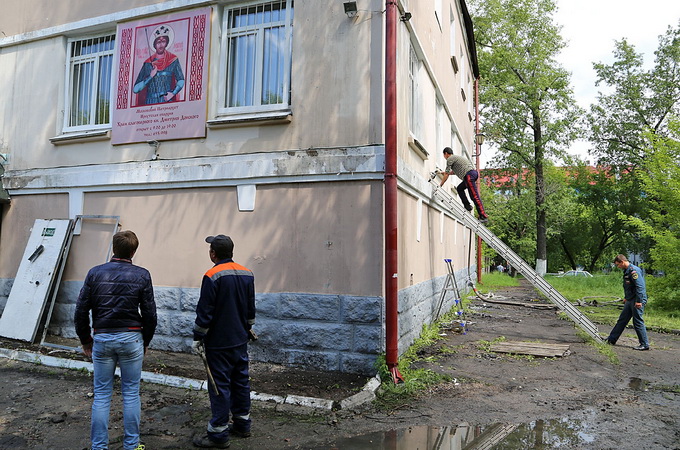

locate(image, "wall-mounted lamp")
[[343, 1, 358, 18], [401, 12, 412, 22], [473, 133, 485, 157]]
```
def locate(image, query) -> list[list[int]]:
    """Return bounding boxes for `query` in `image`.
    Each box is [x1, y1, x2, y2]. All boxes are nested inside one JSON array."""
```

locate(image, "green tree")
[[588, 22, 680, 169], [469, 0, 583, 275], [483, 163, 574, 275], [551, 164, 642, 273], [625, 119, 680, 311], [482, 167, 536, 274]]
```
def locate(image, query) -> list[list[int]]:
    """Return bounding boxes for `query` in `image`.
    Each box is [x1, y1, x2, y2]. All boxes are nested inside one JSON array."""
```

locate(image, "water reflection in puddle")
[[313, 419, 595, 449], [628, 377, 649, 391]]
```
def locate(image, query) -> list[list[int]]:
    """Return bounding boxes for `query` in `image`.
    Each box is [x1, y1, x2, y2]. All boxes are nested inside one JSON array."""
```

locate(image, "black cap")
[[205, 234, 234, 256]]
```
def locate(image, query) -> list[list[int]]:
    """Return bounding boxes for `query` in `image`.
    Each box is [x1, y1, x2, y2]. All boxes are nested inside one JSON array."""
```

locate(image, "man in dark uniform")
[[192, 235, 256, 448], [606, 254, 650, 350], [438, 147, 489, 223]]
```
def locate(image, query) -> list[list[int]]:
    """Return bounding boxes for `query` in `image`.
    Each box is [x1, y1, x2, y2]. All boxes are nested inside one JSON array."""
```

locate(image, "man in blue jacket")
[[74, 230, 156, 450], [192, 235, 256, 449], [605, 254, 650, 351]]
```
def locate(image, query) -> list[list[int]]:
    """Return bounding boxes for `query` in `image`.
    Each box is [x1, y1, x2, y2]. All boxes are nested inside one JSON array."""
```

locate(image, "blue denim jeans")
[[607, 300, 649, 347], [91, 332, 144, 450]]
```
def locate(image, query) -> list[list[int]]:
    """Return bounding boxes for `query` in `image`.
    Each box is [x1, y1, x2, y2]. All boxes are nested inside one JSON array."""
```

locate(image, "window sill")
[[207, 111, 292, 129], [50, 130, 111, 145], [408, 136, 429, 160]]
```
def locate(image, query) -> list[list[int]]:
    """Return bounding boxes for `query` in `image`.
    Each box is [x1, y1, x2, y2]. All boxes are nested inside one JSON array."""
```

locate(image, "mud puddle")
[[311, 418, 595, 449]]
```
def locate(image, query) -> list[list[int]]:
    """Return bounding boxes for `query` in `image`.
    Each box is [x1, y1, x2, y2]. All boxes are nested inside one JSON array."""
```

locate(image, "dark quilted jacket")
[[74, 259, 157, 346]]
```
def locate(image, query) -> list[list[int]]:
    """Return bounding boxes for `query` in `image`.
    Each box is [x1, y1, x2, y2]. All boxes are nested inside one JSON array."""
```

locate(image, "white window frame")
[[449, 6, 458, 72], [435, 0, 443, 31], [435, 98, 444, 154], [467, 74, 474, 120], [63, 33, 116, 133], [217, 0, 294, 117], [408, 43, 422, 139], [460, 45, 466, 86], [444, 130, 459, 168]]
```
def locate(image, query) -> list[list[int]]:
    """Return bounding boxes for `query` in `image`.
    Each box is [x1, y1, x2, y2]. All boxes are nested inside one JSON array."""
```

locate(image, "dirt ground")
[[1, 279, 679, 449]]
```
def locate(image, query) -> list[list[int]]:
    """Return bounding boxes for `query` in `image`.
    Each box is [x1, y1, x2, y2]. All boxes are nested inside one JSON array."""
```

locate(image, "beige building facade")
[[0, 0, 480, 374]]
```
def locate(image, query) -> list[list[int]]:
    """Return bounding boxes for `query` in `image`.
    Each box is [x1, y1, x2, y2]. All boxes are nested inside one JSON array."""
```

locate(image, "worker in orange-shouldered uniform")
[[192, 235, 256, 449]]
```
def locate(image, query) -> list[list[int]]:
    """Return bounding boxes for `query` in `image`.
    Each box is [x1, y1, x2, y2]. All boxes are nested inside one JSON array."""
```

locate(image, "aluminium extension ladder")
[[429, 175, 604, 343]]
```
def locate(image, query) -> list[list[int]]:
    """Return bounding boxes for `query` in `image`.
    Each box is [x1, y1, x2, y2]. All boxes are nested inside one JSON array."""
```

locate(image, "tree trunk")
[[533, 111, 547, 275], [560, 237, 577, 270]]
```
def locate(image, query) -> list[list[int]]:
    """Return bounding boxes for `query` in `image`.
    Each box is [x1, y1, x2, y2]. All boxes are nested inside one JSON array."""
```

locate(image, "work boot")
[[605, 339, 616, 346], [193, 434, 230, 448], [464, 205, 473, 212], [228, 423, 251, 438]]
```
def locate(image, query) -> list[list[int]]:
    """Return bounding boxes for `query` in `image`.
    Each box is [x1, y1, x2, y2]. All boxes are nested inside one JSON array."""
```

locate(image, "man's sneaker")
[[134, 445, 146, 450], [633, 345, 650, 351], [479, 217, 489, 224], [193, 434, 230, 448]]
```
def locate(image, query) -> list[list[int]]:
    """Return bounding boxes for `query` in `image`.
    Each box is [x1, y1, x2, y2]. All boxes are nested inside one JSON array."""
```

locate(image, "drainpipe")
[[384, 0, 403, 384], [475, 78, 483, 284]]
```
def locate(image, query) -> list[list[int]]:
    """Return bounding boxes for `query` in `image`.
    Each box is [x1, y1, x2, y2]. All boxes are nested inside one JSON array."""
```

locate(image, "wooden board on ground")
[[482, 297, 557, 309], [489, 341, 571, 357]]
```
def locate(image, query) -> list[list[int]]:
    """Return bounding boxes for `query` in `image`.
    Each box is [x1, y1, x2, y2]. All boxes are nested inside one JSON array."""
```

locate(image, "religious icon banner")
[[112, 7, 210, 144]]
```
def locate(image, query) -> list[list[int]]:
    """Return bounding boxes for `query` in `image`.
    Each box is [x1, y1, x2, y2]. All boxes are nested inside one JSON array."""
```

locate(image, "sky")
[[480, 0, 680, 167]]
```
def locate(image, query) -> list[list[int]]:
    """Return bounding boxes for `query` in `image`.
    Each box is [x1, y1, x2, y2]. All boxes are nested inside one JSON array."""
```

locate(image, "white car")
[[558, 270, 593, 277]]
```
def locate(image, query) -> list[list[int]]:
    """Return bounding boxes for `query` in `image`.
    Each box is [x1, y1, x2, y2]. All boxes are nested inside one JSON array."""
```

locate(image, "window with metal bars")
[[64, 34, 115, 131], [220, 0, 294, 114]]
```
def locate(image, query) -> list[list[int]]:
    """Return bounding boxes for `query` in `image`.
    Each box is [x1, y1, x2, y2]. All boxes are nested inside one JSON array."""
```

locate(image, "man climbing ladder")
[[437, 147, 489, 223]]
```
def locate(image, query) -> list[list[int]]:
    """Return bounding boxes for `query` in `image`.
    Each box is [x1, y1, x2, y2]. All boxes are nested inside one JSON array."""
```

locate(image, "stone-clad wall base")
[[0, 270, 472, 375], [44, 282, 383, 375]]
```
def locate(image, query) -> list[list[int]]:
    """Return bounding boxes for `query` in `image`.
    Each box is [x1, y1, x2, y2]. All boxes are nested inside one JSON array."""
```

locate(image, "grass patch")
[[476, 272, 520, 294], [653, 384, 680, 394], [545, 273, 621, 302], [545, 273, 680, 333], [595, 341, 619, 365], [374, 318, 456, 410]]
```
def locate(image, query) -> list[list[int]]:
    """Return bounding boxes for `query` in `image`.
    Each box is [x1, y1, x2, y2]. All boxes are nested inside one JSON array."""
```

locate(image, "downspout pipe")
[[384, 0, 403, 384], [475, 78, 483, 283]]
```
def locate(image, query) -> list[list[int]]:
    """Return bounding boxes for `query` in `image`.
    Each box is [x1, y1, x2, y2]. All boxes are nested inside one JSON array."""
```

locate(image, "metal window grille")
[[66, 34, 115, 130], [224, 0, 293, 111]]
